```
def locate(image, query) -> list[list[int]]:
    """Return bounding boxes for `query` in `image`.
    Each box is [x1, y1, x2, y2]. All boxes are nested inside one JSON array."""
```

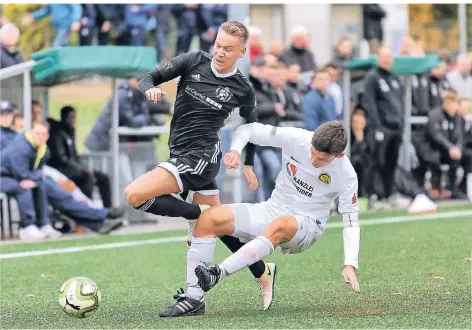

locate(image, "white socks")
[[219, 236, 274, 278], [186, 237, 216, 299]]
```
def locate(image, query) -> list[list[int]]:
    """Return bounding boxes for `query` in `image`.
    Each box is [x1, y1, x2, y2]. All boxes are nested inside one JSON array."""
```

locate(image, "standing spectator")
[[94, 5, 117, 45], [429, 61, 451, 110], [198, 4, 227, 54], [413, 92, 464, 199], [303, 68, 337, 131], [280, 25, 316, 76], [447, 55, 472, 98], [47, 106, 113, 208], [270, 40, 284, 58], [332, 37, 353, 68], [122, 4, 156, 46], [458, 98, 472, 196], [363, 46, 404, 205], [350, 108, 369, 197], [11, 113, 24, 133], [32, 100, 43, 125], [0, 23, 23, 68], [153, 5, 172, 62], [326, 63, 343, 118], [22, 4, 82, 47], [286, 63, 302, 91], [273, 62, 303, 122], [362, 4, 386, 54], [248, 26, 264, 62], [79, 4, 96, 46], [0, 121, 62, 241], [172, 4, 198, 55]]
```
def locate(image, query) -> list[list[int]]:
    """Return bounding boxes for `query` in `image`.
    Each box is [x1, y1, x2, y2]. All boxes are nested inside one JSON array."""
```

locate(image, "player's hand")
[[449, 146, 462, 160], [20, 180, 37, 190], [274, 103, 286, 118], [342, 265, 360, 293], [71, 21, 81, 32], [145, 87, 167, 103], [243, 165, 258, 192], [101, 21, 111, 33], [223, 150, 240, 169]]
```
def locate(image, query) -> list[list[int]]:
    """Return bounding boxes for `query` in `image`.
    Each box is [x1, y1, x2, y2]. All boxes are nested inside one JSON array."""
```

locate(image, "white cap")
[[291, 25, 308, 36]]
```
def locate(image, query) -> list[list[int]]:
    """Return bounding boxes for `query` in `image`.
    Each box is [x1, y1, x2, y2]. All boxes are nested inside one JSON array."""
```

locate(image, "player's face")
[[310, 147, 339, 168], [212, 30, 246, 74]]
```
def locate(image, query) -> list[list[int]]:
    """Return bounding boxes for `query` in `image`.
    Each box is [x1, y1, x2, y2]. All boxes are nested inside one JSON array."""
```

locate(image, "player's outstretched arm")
[[338, 173, 361, 293], [138, 51, 202, 102]]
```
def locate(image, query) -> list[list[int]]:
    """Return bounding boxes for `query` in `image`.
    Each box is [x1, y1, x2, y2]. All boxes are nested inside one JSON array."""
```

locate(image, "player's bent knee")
[[195, 206, 234, 237], [124, 183, 143, 208]]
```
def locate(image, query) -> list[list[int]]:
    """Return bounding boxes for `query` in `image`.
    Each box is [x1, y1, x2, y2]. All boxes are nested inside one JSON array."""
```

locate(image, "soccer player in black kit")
[[124, 21, 277, 316]]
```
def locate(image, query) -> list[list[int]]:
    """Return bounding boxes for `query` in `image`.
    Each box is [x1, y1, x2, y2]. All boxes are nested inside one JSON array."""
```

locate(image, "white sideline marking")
[[1, 210, 471, 260]]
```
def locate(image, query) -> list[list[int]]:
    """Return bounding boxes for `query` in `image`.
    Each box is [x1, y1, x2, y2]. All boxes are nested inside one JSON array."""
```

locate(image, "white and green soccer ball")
[[58, 277, 101, 319]]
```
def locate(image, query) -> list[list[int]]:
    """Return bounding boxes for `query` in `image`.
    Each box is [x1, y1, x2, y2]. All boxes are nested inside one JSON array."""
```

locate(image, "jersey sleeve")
[[230, 123, 304, 155], [138, 51, 203, 92], [337, 171, 360, 269]]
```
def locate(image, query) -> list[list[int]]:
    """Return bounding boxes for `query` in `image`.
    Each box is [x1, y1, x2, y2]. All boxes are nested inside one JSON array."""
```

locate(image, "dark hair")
[[60, 105, 75, 122], [311, 121, 347, 155], [220, 21, 249, 44], [32, 99, 41, 107], [326, 63, 339, 70]]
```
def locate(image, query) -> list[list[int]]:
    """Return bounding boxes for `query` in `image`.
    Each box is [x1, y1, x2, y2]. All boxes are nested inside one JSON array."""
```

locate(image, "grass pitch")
[[1, 205, 471, 329]]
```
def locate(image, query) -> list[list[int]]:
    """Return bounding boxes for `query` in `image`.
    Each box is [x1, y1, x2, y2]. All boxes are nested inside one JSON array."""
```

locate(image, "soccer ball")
[[58, 277, 101, 318]]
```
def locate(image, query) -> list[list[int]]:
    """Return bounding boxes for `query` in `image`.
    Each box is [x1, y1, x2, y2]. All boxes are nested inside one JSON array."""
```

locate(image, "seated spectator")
[[458, 98, 472, 195], [32, 100, 43, 125], [0, 101, 17, 150], [48, 106, 112, 208], [11, 113, 24, 133], [303, 68, 337, 131], [350, 108, 369, 197], [84, 77, 153, 152], [0, 23, 24, 68], [447, 55, 472, 98], [413, 92, 464, 199], [429, 60, 451, 110], [273, 61, 303, 122], [326, 63, 343, 118], [22, 4, 82, 47], [0, 121, 62, 241]]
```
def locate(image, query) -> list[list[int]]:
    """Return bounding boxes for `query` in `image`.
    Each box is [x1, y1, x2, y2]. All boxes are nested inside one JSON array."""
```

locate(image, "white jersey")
[[231, 123, 360, 268], [231, 123, 359, 224]]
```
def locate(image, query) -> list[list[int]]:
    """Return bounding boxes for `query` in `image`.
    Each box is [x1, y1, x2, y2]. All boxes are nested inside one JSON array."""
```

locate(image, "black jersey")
[[139, 50, 257, 165]]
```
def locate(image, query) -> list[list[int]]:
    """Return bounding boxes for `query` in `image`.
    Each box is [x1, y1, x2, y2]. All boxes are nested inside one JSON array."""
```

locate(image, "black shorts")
[[158, 151, 220, 196]]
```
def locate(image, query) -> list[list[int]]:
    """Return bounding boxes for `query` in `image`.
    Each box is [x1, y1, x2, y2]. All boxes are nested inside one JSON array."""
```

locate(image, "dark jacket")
[[95, 4, 121, 25], [0, 133, 49, 182], [362, 4, 385, 41], [462, 117, 472, 152], [363, 66, 404, 131], [46, 119, 83, 178], [303, 89, 337, 131], [429, 75, 451, 110], [80, 4, 96, 27], [415, 107, 463, 165], [0, 127, 18, 151], [249, 75, 280, 127], [278, 85, 304, 122], [280, 46, 316, 74], [84, 81, 151, 151], [411, 73, 430, 117], [0, 45, 24, 69]]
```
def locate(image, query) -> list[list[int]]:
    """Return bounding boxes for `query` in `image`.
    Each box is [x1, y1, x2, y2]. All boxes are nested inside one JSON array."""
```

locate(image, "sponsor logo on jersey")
[[286, 162, 313, 197], [185, 86, 223, 110], [318, 173, 331, 184], [191, 74, 200, 81], [216, 86, 233, 102]]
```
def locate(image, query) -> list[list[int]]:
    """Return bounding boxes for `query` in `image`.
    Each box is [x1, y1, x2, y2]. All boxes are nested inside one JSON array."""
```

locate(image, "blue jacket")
[[0, 134, 49, 182], [32, 4, 82, 29], [303, 89, 338, 131], [84, 80, 151, 151], [124, 4, 157, 28], [0, 127, 18, 152]]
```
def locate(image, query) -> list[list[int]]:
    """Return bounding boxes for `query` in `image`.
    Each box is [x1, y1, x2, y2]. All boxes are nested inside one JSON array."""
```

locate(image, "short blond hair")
[[220, 21, 249, 44]]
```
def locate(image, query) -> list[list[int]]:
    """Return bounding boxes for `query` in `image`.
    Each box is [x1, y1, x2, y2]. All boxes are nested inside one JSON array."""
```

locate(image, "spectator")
[[400, 35, 414, 56], [22, 4, 82, 47], [84, 77, 152, 152], [303, 68, 337, 131], [47, 106, 112, 208], [429, 61, 451, 110], [94, 5, 117, 45], [0, 101, 17, 150], [270, 40, 284, 58], [122, 4, 156, 46], [332, 37, 353, 68], [350, 107, 369, 197], [458, 98, 472, 196], [198, 4, 227, 53], [248, 26, 264, 62], [280, 25, 316, 77], [438, 48, 454, 72], [447, 55, 472, 98], [326, 63, 343, 118], [172, 4, 198, 55], [0, 23, 23, 68], [273, 61, 303, 122], [153, 5, 172, 62], [11, 113, 24, 133], [0, 121, 62, 241], [363, 46, 404, 206], [286, 63, 303, 91], [79, 4, 96, 46], [413, 92, 464, 199], [32, 100, 43, 125], [362, 4, 386, 54]]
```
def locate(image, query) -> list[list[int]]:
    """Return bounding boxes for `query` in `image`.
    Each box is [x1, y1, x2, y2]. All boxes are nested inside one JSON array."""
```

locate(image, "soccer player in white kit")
[[163, 120, 360, 316]]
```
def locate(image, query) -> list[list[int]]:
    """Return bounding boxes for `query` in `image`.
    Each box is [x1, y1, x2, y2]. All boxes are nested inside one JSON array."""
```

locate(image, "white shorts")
[[226, 200, 326, 255]]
